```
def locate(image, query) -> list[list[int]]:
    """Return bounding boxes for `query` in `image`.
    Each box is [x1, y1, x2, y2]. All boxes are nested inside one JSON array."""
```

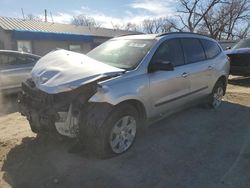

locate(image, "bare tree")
[[162, 19, 182, 32], [142, 17, 177, 34], [200, 0, 250, 39], [71, 14, 101, 28], [26, 14, 42, 21], [142, 19, 156, 33], [111, 22, 139, 31], [124, 22, 139, 32], [223, 0, 250, 39], [111, 22, 126, 31], [201, 4, 229, 39], [177, 0, 221, 32], [235, 22, 250, 39]]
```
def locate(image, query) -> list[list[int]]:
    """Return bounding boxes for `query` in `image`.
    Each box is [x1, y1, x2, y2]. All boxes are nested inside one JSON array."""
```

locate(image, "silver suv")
[[18, 32, 230, 158]]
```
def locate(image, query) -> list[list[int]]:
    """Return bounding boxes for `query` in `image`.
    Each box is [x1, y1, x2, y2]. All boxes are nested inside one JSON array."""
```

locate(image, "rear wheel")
[[208, 81, 224, 109]]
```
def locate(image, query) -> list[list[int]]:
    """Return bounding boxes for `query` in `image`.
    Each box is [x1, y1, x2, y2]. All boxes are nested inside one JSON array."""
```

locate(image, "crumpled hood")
[[225, 48, 250, 55], [31, 49, 124, 94]]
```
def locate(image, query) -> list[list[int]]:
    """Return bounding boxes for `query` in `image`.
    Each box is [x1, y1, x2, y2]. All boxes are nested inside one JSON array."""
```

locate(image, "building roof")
[[0, 16, 138, 38]]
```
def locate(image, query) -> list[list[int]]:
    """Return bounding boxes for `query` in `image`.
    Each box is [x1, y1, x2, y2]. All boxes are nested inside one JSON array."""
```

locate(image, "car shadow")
[[0, 94, 18, 117], [1, 101, 250, 188], [228, 75, 250, 87]]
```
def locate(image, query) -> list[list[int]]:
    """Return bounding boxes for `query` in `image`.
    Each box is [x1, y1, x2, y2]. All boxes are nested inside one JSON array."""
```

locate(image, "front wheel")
[[109, 115, 137, 154], [95, 104, 139, 158]]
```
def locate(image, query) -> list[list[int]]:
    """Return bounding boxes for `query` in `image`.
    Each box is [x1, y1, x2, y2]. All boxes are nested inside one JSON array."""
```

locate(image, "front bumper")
[[18, 79, 65, 132], [18, 79, 97, 134]]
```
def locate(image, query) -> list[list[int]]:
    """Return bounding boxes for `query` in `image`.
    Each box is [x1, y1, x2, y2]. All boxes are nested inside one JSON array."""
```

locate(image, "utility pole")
[[50, 12, 54, 23], [21, 8, 25, 20], [44, 9, 47, 22]]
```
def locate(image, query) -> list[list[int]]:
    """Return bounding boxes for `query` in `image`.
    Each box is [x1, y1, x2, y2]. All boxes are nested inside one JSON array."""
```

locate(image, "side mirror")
[[226, 46, 231, 50], [149, 61, 174, 72]]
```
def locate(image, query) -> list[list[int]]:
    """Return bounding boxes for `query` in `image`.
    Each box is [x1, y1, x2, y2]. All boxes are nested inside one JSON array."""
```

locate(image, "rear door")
[[200, 39, 222, 89], [149, 39, 191, 115], [180, 38, 211, 100]]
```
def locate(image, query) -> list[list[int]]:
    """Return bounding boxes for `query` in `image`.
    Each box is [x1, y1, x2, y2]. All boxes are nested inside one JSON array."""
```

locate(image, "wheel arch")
[[115, 99, 147, 125]]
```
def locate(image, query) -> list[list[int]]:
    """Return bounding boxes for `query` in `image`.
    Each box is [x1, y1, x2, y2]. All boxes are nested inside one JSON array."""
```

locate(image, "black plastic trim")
[[155, 86, 208, 107]]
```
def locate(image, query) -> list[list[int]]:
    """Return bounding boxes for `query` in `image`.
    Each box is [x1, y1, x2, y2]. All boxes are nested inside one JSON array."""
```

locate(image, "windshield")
[[233, 39, 250, 49], [87, 39, 155, 69]]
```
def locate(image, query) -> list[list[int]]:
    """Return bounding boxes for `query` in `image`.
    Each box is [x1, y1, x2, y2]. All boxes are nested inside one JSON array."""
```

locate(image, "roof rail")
[[157, 32, 210, 38], [115, 32, 143, 37]]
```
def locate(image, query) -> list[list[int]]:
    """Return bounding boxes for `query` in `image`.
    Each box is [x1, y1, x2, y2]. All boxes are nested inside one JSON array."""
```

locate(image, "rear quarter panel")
[[210, 52, 230, 92]]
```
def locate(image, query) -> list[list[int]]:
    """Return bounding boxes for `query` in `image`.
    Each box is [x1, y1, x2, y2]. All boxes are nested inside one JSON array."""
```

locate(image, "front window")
[[17, 40, 32, 53], [87, 39, 155, 69], [233, 39, 250, 49]]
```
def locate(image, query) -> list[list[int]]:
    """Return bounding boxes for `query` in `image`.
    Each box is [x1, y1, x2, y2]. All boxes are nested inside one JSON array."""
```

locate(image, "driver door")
[[148, 39, 191, 116]]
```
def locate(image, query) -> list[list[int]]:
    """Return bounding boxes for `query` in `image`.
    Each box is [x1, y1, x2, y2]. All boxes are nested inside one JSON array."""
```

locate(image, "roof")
[[115, 32, 215, 41], [114, 34, 158, 40], [0, 16, 139, 38]]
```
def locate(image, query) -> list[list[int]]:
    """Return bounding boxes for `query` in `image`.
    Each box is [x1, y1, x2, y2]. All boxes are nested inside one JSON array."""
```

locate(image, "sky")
[[0, 0, 177, 28]]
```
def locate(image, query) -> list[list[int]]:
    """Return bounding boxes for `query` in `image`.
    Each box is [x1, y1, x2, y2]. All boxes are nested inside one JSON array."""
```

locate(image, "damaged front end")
[[18, 78, 97, 138], [17, 49, 124, 138]]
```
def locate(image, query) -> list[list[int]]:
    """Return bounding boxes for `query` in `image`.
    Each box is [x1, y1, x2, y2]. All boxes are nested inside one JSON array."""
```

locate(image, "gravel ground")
[[0, 76, 250, 188]]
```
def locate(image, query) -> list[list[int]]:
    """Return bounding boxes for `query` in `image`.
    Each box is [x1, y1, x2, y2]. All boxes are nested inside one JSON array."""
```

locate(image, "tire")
[[84, 104, 139, 158], [208, 81, 225, 109]]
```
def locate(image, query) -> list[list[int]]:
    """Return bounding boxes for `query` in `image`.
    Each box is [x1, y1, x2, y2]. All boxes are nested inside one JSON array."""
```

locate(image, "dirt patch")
[[0, 77, 250, 188]]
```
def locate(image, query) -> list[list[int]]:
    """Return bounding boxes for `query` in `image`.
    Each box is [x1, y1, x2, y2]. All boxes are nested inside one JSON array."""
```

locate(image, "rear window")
[[181, 38, 206, 64], [201, 39, 221, 59]]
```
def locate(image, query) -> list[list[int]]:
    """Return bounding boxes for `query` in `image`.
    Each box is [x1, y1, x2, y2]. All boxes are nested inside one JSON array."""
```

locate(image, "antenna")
[[21, 8, 25, 20], [50, 12, 54, 23]]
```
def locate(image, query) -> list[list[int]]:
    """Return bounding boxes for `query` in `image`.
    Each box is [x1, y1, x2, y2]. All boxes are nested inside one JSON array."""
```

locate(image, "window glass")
[[0, 54, 18, 65], [0, 40, 4, 49], [8, 55, 18, 65], [87, 39, 155, 69], [152, 39, 184, 67], [0, 55, 8, 66], [69, 44, 82, 52], [17, 40, 32, 53], [201, 39, 221, 59], [181, 38, 206, 64], [0, 54, 38, 66], [17, 55, 39, 64]]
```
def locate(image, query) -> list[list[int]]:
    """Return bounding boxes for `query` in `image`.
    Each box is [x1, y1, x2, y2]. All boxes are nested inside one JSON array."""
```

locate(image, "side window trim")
[[198, 39, 208, 59], [179, 38, 186, 65]]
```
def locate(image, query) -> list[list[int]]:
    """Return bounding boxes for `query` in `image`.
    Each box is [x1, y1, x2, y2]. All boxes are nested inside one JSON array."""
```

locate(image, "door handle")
[[208, 66, 214, 70], [182, 72, 188, 78]]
